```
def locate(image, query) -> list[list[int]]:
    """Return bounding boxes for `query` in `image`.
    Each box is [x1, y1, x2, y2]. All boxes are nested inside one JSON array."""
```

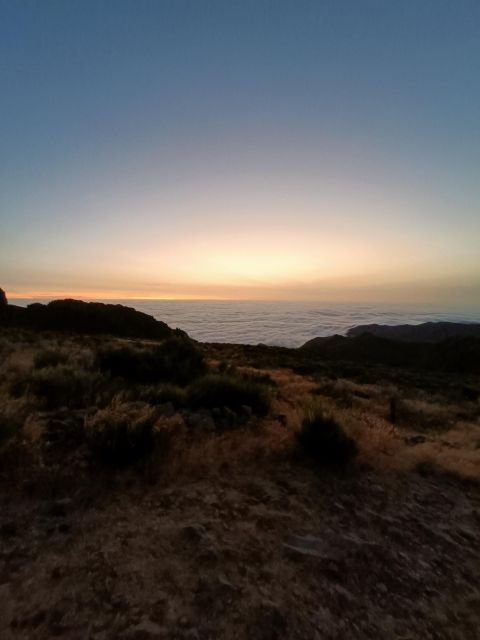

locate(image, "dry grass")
[[0, 329, 479, 488]]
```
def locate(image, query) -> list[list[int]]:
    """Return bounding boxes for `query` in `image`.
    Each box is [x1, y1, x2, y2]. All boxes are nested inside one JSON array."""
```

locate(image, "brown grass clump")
[[85, 401, 178, 467], [296, 401, 358, 465]]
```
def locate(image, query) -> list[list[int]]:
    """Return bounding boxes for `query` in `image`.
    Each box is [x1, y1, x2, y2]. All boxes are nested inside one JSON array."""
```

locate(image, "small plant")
[[85, 402, 163, 466], [139, 383, 188, 408], [240, 370, 276, 387], [297, 403, 357, 465], [188, 373, 271, 417]]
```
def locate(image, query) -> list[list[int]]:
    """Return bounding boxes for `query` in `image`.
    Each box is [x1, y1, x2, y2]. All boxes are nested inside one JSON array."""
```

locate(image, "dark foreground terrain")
[[0, 301, 479, 639]]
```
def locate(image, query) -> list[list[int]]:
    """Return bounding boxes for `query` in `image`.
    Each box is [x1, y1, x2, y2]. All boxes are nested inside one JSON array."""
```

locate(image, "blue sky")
[[1, 1, 479, 301]]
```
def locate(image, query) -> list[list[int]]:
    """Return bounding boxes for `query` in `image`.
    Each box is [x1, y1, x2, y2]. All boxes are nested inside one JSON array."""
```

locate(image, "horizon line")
[[6, 293, 480, 310]]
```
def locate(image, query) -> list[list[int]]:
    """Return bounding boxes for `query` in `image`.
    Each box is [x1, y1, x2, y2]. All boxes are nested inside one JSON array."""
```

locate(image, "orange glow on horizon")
[[6, 290, 241, 302]]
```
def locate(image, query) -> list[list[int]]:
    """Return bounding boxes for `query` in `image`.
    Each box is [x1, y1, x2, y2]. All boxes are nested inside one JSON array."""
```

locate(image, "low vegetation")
[[297, 403, 358, 465], [24, 365, 103, 410], [97, 337, 206, 385], [188, 372, 271, 416], [0, 321, 478, 488], [85, 402, 168, 466]]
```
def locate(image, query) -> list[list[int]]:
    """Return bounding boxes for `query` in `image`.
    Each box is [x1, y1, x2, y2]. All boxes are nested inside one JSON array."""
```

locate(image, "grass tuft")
[[297, 403, 358, 465], [85, 402, 164, 466]]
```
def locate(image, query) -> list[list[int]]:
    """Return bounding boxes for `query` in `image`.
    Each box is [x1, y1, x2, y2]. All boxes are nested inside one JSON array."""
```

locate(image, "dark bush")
[[85, 403, 164, 466], [297, 405, 357, 465], [34, 348, 69, 369], [188, 373, 271, 416], [98, 337, 206, 385]]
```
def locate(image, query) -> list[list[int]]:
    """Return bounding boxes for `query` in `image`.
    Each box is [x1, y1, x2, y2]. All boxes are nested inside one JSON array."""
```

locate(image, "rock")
[[249, 600, 287, 640], [50, 566, 63, 580], [0, 521, 17, 538], [331, 583, 354, 605], [182, 524, 207, 543], [121, 616, 165, 639], [222, 407, 238, 426], [46, 498, 72, 518], [275, 413, 287, 427], [217, 574, 237, 595], [198, 546, 220, 564], [284, 535, 335, 560], [0, 288, 7, 306], [240, 405, 253, 418], [184, 411, 215, 431]]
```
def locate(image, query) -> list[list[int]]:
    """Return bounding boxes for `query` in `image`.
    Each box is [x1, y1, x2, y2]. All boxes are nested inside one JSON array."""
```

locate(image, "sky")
[[1, 0, 479, 303]]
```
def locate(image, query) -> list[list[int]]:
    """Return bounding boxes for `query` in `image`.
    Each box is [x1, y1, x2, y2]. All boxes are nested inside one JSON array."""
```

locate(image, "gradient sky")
[[1, 0, 479, 302]]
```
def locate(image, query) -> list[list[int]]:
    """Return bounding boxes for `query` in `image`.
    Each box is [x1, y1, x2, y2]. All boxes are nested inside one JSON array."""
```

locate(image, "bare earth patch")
[[1, 465, 479, 639]]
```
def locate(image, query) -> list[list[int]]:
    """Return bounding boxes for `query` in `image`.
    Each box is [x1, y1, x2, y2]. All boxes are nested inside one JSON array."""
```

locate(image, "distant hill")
[[0, 298, 183, 341], [346, 321, 480, 343], [300, 333, 480, 374]]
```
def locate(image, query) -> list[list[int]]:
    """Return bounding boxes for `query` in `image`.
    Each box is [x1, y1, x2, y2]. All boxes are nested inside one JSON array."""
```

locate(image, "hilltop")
[[0, 297, 182, 341]]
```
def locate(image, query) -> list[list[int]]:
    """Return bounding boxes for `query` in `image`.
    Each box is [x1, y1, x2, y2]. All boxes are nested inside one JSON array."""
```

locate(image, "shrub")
[[97, 337, 206, 385], [34, 348, 69, 369], [188, 373, 271, 417], [240, 370, 276, 387], [27, 365, 101, 409], [139, 384, 188, 408], [297, 404, 357, 465], [85, 402, 163, 466]]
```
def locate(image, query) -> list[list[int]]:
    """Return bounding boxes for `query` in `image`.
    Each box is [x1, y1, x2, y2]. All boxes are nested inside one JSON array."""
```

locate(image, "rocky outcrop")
[[347, 321, 480, 343], [0, 288, 7, 306]]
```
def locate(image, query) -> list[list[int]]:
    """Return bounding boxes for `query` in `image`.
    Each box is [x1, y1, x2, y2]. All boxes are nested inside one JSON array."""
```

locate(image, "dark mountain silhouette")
[[301, 333, 480, 374], [0, 296, 183, 340], [347, 321, 480, 343]]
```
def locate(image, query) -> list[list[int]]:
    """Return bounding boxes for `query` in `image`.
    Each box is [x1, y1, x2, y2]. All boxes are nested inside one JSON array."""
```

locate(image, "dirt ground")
[[1, 455, 479, 640]]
